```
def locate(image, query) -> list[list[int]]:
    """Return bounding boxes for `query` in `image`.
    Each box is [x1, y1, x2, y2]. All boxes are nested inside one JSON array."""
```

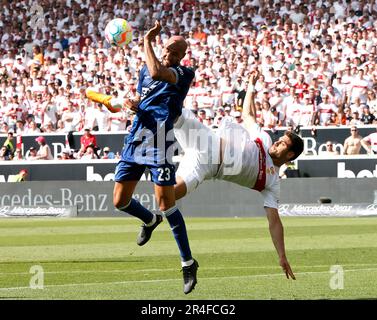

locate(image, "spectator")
[[93, 104, 110, 132], [9, 169, 28, 182], [279, 161, 300, 179], [233, 111, 243, 124], [0, 123, 10, 134], [26, 147, 38, 160], [1, 0, 377, 134], [343, 126, 363, 155], [325, 112, 340, 126], [342, 107, 353, 125], [56, 120, 67, 133], [0, 146, 11, 161], [361, 128, 377, 155], [265, 106, 283, 128], [349, 69, 370, 104], [34, 136, 54, 160], [298, 95, 315, 127], [101, 146, 115, 159], [197, 109, 207, 123], [360, 105, 376, 125], [320, 141, 340, 156], [61, 101, 82, 132], [203, 115, 213, 128], [42, 121, 56, 133], [80, 145, 97, 160], [31, 45, 44, 73], [15, 120, 25, 135], [25, 121, 42, 134], [59, 148, 72, 160], [79, 128, 98, 154], [367, 91, 377, 117], [349, 111, 362, 126], [12, 148, 24, 161], [3, 131, 15, 157], [316, 95, 339, 126]]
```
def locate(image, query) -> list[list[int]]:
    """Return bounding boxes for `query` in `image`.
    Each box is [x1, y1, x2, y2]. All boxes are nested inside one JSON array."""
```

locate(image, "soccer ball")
[[104, 18, 132, 47]]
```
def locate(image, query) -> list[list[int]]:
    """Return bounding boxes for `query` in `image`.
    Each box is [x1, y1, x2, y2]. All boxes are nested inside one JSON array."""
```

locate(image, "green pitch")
[[0, 217, 376, 300]]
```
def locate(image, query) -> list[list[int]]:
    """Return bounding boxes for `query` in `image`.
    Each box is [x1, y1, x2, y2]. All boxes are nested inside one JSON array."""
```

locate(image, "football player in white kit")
[[85, 71, 304, 281], [173, 71, 303, 280]]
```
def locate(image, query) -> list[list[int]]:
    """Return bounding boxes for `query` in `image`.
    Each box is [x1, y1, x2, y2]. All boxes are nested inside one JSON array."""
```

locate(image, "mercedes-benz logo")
[[366, 204, 377, 211], [0, 206, 10, 215], [279, 204, 290, 214]]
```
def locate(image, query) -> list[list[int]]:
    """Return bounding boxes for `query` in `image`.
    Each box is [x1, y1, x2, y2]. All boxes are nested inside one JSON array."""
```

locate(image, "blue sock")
[[119, 199, 154, 224], [163, 206, 192, 262]]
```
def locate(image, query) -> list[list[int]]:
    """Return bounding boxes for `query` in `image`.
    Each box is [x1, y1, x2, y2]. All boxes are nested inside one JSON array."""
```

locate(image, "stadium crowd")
[[1, 0, 377, 160]]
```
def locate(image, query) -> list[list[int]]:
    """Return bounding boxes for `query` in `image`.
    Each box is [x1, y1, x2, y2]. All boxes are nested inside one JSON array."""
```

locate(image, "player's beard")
[[268, 145, 280, 161]]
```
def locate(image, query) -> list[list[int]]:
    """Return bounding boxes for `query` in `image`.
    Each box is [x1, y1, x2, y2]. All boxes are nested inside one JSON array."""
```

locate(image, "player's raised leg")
[[85, 89, 126, 113], [174, 108, 221, 199], [174, 108, 216, 151]]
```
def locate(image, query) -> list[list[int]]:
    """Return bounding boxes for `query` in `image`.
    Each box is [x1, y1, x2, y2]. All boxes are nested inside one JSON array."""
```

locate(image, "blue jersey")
[[123, 64, 194, 165]]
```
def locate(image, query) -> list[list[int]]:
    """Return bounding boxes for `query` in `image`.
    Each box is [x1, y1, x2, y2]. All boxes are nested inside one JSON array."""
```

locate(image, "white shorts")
[[174, 109, 221, 194]]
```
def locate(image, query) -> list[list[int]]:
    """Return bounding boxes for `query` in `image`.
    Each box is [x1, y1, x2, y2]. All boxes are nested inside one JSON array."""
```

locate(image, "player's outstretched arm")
[[144, 21, 177, 84], [242, 70, 259, 128], [265, 207, 296, 280]]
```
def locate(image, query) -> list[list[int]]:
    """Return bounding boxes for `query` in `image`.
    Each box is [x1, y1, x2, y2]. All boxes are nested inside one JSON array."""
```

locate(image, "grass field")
[[0, 216, 376, 300]]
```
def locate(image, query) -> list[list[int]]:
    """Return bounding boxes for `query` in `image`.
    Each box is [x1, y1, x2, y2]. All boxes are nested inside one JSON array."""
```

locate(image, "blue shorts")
[[114, 160, 176, 186]]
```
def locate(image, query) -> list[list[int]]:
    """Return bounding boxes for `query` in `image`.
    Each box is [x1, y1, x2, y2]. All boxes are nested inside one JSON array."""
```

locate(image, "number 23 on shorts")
[[151, 165, 176, 185]]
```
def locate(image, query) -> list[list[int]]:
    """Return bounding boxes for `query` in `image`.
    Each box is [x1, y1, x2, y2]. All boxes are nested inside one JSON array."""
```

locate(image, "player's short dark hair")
[[285, 131, 304, 161]]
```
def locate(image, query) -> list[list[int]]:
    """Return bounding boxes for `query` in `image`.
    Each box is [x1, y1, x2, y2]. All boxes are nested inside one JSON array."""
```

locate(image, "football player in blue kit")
[[87, 21, 198, 294]]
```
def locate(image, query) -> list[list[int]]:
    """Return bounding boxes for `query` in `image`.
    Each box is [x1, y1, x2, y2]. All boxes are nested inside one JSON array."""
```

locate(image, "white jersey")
[[175, 109, 280, 209], [350, 78, 369, 103], [216, 121, 280, 209]]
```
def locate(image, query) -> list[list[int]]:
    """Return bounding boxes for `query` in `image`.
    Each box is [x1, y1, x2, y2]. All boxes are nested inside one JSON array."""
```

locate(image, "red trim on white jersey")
[[253, 138, 267, 192]]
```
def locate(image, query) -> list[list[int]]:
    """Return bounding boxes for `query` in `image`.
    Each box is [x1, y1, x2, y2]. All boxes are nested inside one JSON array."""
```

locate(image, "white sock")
[[181, 259, 194, 267], [145, 214, 157, 227]]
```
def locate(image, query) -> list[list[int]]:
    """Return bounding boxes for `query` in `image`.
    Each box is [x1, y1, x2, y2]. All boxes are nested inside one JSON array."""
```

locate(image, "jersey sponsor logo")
[[266, 167, 276, 175], [141, 81, 160, 100], [175, 66, 184, 76]]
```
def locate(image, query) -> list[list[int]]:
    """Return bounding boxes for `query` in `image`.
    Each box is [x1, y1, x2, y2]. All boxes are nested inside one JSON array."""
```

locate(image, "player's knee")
[[113, 197, 122, 209], [113, 194, 131, 210], [157, 197, 175, 212]]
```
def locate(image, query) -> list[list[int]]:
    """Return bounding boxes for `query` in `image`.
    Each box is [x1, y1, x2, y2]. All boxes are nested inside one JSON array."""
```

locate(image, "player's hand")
[[144, 21, 162, 42], [123, 98, 138, 113], [248, 70, 260, 85], [280, 256, 296, 280]]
